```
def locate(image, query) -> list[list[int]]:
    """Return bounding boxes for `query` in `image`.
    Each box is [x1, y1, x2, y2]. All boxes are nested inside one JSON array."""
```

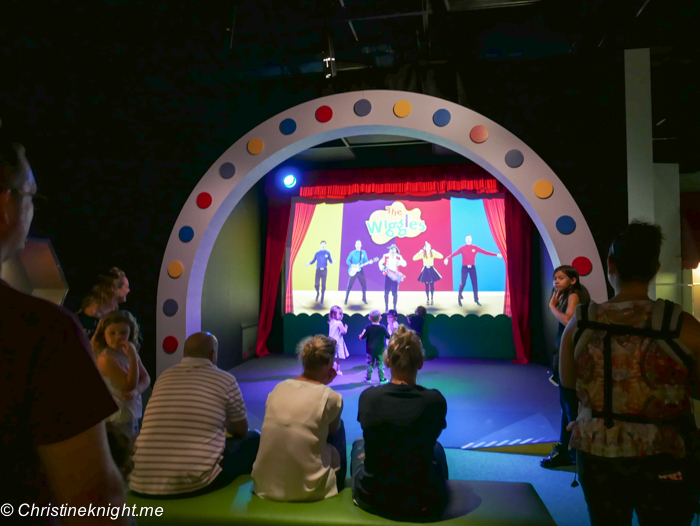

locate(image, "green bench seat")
[[128, 475, 556, 525]]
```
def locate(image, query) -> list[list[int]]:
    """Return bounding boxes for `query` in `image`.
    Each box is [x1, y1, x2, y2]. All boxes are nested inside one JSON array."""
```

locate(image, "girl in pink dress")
[[328, 305, 349, 375]]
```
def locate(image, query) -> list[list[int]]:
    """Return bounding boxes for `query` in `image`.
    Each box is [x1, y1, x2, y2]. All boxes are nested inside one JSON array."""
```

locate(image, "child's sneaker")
[[337, 370, 343, 376], [380, 378, 389, 385], [365, 378, 372, 384]]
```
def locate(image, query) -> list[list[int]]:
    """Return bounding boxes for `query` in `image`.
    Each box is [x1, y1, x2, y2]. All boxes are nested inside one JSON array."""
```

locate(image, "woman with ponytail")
[[352, 325, 449, 521], [252, 335, 346, 501]]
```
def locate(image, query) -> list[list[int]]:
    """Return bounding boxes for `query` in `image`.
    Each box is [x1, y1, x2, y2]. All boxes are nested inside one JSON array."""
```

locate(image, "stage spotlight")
[[283, 174, 297, 188]]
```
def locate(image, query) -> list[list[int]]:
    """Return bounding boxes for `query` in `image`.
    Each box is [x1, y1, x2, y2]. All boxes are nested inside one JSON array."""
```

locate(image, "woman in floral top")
[[560, 222, 700, 526]]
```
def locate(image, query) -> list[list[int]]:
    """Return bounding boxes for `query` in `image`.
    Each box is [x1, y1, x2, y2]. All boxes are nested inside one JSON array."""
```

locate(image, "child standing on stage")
[[328, 305, 349, 375], [359, 310, 391, 384], [408, 306, 427, 337], [385, 309, 399, 348]]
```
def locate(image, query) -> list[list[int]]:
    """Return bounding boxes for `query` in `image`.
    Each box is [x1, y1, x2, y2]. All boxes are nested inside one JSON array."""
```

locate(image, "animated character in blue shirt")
[[306, 240, 333, 304]]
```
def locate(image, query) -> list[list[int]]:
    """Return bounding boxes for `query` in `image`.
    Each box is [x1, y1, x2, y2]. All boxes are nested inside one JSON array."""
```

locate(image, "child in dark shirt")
[[359, 310, 391, 384], [408, 306, 427, 336]]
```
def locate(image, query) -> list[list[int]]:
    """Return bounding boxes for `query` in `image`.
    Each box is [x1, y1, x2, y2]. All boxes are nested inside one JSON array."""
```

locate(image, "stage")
[[231, 355, 560, 449], [292, 290, 506, 317]]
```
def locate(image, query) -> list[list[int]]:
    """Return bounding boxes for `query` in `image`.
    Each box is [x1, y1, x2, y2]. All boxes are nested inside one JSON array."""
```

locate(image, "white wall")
[[654, 163, 682, 303], [625, 49, 654, 224]]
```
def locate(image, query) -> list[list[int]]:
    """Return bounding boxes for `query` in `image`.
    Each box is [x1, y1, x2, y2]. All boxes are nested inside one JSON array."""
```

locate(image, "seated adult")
[[352, 325, 449, 522], [129, 332, 259, 497], [252, 335, 346, 501], [560, 222, 700, 525], [0, 138, 129, 524]]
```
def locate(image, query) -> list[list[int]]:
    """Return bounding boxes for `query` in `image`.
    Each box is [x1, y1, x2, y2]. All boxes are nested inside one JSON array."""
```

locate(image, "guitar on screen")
[[348, 257, 379, 277]]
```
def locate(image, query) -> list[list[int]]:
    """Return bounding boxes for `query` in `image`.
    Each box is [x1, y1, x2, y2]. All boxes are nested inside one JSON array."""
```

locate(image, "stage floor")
[[231, 355, 560, 449], [292, 290, 506, 317]]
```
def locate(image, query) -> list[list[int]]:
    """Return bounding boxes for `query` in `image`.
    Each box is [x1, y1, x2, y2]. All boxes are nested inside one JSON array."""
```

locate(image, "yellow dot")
[[534, 180, 554, 199], [393, 100, 412, 118], [168, 261, 184, 278], [247, 138, 264, 155]]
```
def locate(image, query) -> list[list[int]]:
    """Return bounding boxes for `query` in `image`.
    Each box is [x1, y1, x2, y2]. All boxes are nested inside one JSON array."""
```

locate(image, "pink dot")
[[196, 192, 212, 209], [316, 106, 333, 123], [163, 336, 178, 353], [572, 257, 593, 276]]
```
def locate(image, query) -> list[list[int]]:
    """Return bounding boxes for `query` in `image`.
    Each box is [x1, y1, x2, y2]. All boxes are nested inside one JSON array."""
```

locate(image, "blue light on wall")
[[283, 174, 297, 188]]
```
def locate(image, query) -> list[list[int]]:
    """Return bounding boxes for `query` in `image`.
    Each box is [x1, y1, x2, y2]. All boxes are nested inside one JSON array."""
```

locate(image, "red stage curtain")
[[255, 197, 291, 358], [482, 197, 511, 316], [300, 165, 502, 198], [285, 203, 316, 312], [505, 192, 533, 364]]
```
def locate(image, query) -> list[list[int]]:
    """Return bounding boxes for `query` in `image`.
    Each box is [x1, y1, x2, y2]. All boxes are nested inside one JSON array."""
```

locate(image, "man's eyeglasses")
[[2, 187, 48, 210]]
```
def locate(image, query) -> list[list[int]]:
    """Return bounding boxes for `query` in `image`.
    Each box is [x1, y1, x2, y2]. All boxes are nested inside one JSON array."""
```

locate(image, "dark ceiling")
[[227, 0, 700, 171], [2, 0, 699, 171]]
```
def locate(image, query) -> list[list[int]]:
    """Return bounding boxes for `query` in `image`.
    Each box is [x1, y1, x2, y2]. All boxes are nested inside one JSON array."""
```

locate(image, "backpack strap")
[[590, 300, 694, 429], [573, 303, 591, 348]]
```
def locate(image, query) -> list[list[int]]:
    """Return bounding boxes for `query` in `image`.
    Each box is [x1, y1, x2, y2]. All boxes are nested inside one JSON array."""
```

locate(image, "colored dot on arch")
[[167, 261, 184, 278], [470, 125, 489, 143], [534, 180, 554, 199], [433, 109, 451, 127], [316, 106, 333, 123], [393, 100, 412, 118], [247, 138, 264, 155], [219, 162, 235, 179], [505, 149, 524, 168], [163, 299, 178, 317], [572, 256, 593, 276], [179, 226, 194, 242], [163, 336, 179, 353], [279, 118, 297, 135], [556, 216, 576, 235], [196, 193, 212, 209], [354, 99, 372, 117]]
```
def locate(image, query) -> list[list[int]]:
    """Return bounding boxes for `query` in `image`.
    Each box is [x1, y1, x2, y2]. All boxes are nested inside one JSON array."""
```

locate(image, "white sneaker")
[[337, 370, 343, 376]]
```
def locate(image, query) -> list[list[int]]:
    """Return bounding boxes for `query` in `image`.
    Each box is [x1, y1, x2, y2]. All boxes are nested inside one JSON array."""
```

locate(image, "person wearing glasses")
[[0, 136, 130, 525]]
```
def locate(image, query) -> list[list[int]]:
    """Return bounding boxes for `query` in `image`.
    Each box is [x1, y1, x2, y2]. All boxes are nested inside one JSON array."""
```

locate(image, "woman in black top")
[[352, 325, 449, 522]]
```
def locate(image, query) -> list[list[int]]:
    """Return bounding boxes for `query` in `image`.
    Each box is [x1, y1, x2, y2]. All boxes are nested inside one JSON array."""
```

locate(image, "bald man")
[[130, 332, 260, 497]]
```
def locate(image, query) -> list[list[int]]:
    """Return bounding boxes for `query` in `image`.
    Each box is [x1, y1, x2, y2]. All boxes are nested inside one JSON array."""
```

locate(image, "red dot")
[[163, 336, 178, 353], [572, 257, 593, 276], [315, 106, 333, 123], [470, 125, 489, 144], [196, 192, 212, 209]]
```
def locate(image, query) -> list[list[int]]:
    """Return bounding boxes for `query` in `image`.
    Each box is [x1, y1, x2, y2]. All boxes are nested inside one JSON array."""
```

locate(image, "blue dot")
[[505, 149, 524, 168], [354, 99, 372, 117], [163, 299, 179, 317], [433, 109, 451, 127], [283, 175, 297, 188], [219, 162, 236, 179], [556, 216, 576, 235], [179, 226, 194, 243], [280, 118, 297, 135]]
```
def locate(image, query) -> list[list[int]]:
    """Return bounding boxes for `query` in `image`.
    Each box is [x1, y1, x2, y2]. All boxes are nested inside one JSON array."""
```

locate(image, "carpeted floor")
[[231, 354, 561, 448]]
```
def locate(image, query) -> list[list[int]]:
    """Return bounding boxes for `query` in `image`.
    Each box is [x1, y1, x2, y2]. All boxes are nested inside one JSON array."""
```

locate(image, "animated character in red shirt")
[[444, 235, 502, 306]]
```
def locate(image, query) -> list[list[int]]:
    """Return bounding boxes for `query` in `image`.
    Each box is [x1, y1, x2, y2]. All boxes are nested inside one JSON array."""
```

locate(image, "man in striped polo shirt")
[[129, 332, 260, 497]]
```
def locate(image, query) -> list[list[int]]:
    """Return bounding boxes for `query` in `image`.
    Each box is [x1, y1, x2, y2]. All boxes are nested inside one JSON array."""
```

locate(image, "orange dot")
[[470, 125, 489, 144], [168, 261, 184, 278], [534, 180, 554, 199], [393, 100, 412, 118], [247, 138, 264, 155]]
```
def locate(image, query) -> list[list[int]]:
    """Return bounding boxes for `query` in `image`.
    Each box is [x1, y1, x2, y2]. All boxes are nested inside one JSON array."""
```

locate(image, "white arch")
[[156, 90, 606, 374]]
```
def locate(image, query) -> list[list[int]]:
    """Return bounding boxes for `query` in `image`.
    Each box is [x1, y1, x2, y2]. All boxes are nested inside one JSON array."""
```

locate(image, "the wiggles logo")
[[365, 202, 426, 244]]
